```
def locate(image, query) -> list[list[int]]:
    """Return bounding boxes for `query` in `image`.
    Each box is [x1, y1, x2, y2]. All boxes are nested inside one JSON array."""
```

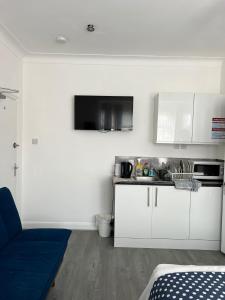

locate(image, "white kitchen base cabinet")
[[114, 185, 151, 239], [114, 185, 222, 250], [151, 187, 190, 239], [190, 187, 222, 241]]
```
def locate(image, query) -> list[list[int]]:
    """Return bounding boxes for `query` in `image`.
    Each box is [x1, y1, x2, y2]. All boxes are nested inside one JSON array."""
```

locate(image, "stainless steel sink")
[[135, 176, 158, 182]]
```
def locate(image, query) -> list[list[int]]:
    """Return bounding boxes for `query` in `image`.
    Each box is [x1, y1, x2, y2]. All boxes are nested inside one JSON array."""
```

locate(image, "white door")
[[222, 179, 225, 252], [155, 93, 194, 143], [151, 186, 190, 239], [192, 94, 225, 144], [114, 185, 151, 238], [0, 98, 17, 196], [222, 152, 225, 253], [222, 147, 225, 252], [190, 187, 222, 241]]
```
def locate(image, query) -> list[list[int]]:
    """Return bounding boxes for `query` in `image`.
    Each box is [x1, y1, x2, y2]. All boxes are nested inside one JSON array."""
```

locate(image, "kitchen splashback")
[[115, 156, 224, 177]]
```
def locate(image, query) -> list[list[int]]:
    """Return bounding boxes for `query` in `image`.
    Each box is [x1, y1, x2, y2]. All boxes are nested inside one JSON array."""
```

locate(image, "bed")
[[139, 264, 225, 300]]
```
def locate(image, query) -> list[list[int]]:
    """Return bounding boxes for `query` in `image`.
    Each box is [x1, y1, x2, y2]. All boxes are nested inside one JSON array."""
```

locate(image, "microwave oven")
[[193, 160, 224, 180]]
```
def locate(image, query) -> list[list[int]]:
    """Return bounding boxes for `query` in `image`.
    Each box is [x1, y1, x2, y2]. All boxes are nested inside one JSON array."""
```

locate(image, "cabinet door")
[[155, 93, 194, 143], [221, 188, 225, 252], [114, 185, 151, 238], [192, 94, 225, 143], [190, 187, 222, 241], [151, 186, 190, 239]]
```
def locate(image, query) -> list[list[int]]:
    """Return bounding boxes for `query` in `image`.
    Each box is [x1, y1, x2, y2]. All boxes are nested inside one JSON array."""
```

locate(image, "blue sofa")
[[0, 187, 71, 300]]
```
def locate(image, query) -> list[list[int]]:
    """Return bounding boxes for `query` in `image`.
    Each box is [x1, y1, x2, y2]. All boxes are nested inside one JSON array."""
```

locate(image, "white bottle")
[[114, 164, 121, 177]]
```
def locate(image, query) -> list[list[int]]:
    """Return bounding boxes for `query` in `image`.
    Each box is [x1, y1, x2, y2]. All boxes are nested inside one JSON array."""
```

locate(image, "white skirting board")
[[114, 238, 221, 251], [22, 221, 97, 230]]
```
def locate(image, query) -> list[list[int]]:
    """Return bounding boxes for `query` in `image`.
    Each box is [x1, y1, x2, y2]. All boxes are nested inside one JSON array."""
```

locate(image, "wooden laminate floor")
[[47, 231, 225, 300]]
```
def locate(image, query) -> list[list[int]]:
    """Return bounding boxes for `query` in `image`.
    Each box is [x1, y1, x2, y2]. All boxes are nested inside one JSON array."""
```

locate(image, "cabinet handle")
[[147, 187, 150, 207], [155, 187, 158, 207]]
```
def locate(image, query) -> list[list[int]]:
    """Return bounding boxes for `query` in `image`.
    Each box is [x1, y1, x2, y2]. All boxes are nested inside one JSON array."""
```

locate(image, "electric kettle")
[[121, 162, 133, 178]]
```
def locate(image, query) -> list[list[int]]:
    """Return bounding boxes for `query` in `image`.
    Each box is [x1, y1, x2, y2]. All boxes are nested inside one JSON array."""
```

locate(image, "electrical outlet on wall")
[[180, 144, 187, 149], [32, 138, 38, 145]]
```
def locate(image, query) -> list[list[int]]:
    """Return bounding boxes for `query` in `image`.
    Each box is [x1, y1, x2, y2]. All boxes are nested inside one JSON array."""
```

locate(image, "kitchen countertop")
[[113, 176, 223, 187]]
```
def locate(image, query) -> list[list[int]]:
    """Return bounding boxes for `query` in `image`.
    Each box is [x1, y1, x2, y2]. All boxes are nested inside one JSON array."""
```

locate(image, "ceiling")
[[0, 0, 225, 57]]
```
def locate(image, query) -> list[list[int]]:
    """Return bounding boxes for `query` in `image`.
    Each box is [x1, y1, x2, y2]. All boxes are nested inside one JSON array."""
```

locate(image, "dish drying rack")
[[168, 171, 193, 180]]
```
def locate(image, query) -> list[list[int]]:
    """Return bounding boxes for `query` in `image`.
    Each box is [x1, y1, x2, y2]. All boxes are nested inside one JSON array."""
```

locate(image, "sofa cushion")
[[0, 214, 8, 249], [0, 187, 22, 240], [0, 269, 52, 300], [0, 187, 72, 300], [15, 228, 71, 243], [0, 240, 67, 273]]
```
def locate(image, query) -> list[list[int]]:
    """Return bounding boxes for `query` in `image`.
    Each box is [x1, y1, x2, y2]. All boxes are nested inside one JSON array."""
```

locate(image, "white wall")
[[221, 61, 225, 93], [0, 28, 23, 212], [22, 56, 223, 229]]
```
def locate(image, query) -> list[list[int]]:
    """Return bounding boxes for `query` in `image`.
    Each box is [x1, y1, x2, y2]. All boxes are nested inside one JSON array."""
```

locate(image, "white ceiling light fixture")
[[55, 35, 68, 44], [86, 24, 95, 32]]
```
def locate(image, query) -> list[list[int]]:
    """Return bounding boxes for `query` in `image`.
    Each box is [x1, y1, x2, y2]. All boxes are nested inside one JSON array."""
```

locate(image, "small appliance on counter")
[[158, 169, 170, 181], [193, 160, 224, 180], [121, 162, 133, 178]]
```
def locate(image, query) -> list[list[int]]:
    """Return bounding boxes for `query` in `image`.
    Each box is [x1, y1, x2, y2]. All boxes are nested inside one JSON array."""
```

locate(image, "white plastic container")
[[96, 214, 112, 237]]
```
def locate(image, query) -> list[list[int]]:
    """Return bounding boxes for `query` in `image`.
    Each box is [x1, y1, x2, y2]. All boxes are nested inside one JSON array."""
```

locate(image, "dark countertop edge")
[[114, 181, 223, 187]]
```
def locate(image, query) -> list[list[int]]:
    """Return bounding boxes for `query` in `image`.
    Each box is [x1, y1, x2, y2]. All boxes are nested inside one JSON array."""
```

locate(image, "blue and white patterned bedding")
[[149, 271, 225, 299], [139, 265, 225, 300]]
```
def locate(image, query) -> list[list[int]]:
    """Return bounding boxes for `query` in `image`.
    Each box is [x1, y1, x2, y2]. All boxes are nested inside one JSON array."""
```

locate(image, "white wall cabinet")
[[151, 186, 190, 239], [190, 187, 222, 241], [114, 184, 222, 250], [155, 93, 194, 143], [155, 93, 225, 144], [192, 94, 225, 144]]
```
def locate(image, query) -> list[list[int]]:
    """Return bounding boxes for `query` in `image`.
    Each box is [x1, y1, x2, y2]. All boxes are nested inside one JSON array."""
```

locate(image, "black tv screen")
[[74, 95, 133, 131]]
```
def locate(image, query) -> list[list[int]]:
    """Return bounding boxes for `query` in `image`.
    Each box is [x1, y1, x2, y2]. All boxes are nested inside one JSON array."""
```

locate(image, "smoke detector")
[[55, 35, 68, 43], [86, 24, 95, 32]]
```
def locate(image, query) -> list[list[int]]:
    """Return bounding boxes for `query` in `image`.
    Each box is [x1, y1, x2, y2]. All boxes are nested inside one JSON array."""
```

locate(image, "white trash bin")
[[96, 214, 112, 237]]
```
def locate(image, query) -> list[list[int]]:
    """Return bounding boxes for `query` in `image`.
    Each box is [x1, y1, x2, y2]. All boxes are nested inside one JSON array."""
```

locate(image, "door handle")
[[13, 163, 19, 177], [13, 142, 20, 149], [155, 187, 158, 207], [147, 187, 150, 207]]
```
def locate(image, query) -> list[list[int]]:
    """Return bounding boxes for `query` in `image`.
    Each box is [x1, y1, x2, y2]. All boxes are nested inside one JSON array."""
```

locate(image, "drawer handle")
[[147, 187, 150, 207], [155, 187, 158, 207]]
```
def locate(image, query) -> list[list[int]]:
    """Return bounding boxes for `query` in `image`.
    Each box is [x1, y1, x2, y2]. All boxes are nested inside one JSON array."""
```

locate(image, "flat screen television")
[[74, 95, 133, 131]]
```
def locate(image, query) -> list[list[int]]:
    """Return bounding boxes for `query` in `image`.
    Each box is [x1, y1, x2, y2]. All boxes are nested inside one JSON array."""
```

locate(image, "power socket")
[[32, 138, 38, 145]]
